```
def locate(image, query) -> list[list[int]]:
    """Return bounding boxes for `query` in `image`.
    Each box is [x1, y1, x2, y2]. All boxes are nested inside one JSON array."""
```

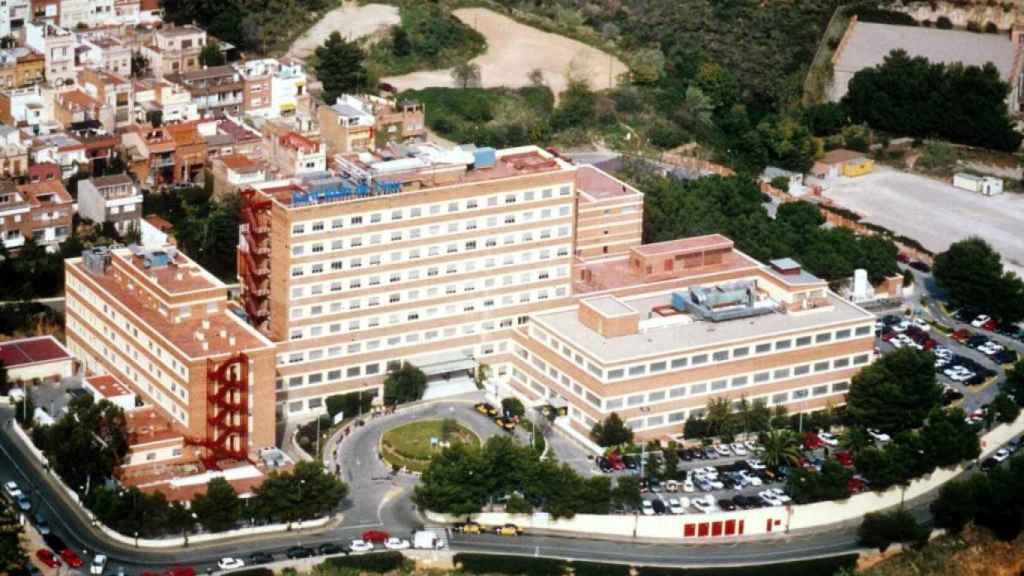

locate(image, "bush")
[[323, 551, 406, 573], [455, 554, 565, 576], [858, 509, 929, 551], [325, 390, 374, 420], [936, 16, 953, 29], [985, 22, 999, 33]]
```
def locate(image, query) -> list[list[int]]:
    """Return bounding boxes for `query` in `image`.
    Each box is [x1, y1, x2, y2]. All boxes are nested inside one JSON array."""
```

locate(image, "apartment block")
[[76, 173, 141, 234], [132, 79, 198, 125], [64, 244, 278, 469], [78, 35, 131, 77], [79, 68, 133, 128], [0, 178, 73, 251], [0, 47, 45, 89], [168, 64, 243, 118], [25, 22, 75, 85], [269, 131, 324, 176], [0, 124, 29, 178], [573, 165, 643, 261], [317, 94, 425, 155], [141, 24, 205, 79]]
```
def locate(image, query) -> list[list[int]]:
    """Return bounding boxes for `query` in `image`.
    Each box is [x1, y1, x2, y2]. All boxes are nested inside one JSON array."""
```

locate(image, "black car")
[[678, 448, 692, 462], [651, 499, 667, 515], [623, 455, 639, 470], [718, 498, 737, 511], [980, 457, 999, 471], [733, 495, 759, 509], [909, 261, 931, 273], [249, 552, 274, 564], [597, 457, 613, 473], [318, 543, 346, 556], [286, 546, 315, 559], [42, 534, 67, 554]]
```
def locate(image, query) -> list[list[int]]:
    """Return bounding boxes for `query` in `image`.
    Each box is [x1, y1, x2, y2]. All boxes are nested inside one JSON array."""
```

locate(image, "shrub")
[[454, 553, 565, 576], [323, 551, 406, 573], [858, 509, 929, 551], [985, 22, 999, 33], [936, 16, 954, 29], [224, 570, 272, 576]]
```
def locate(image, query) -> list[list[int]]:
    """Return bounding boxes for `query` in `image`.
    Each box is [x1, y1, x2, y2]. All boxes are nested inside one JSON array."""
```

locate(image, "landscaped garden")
[[381, 418, 479, 472]]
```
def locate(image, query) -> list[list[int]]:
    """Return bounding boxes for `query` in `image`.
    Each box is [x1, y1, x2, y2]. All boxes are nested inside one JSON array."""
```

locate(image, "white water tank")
[[853, 269, 869, 299]]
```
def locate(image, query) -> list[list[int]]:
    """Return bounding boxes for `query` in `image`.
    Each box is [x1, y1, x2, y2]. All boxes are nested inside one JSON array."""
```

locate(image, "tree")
[[551, 80, 596, 131], [661, 445, 679, 481], [846, 348, 942, 434], [787, 460, 852, 504], [391, 26, 412, 58], [992, 393, 1021, 424], [840, 427, 872, 455], [611, 476, 642, 511], [383, 362, 427, 406], [629, 46, 666, 84], [0, 523, 26, 574], [413, 443, 489, 516], [0, 360, 7, 392], [315, 32, 372, 105], [527, 68, 545, 87], [325, 390, 374, 420], [759, 427, 801, 469], [501, 397, 525, 419], [251, 461, 348, 523], [931, 473, 985, 534], [191, 477, 240, 532], [199, 43, 226, 66], [934, 237, 1024, 324], [451, 62, 482, 88], [13, 393, 33, 429], [858, 509, 929, 552], [704, 397, 732, 437], [131, 51, 150, 77], [590, 413, 633, 447], [855, 446, 904, 489]]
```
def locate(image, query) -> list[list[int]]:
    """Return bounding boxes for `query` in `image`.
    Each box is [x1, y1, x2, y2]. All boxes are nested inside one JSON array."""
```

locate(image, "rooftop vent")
[[675, 280, 775, 323], [143, 250, 171, 269], [82, 247, 111, 275], [770, 258, 802, 276]]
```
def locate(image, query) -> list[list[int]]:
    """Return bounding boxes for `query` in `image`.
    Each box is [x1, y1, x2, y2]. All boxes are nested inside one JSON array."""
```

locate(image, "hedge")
[[221, 570, 272, 576], [322, 551, 406, 573], [453, 553, 858, 576]]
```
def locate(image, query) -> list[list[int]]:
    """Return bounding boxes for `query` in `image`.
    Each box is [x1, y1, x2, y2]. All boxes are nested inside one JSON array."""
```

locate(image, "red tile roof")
[[0, 336, 71, 369]]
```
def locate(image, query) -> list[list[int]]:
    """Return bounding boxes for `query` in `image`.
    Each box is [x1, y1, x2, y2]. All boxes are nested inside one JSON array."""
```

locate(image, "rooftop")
[[574, 248, 760, 294], [125, 406, 182, 446], [633, 234, 734, 257], [575, 165, 641, 201], [817, 149, 866, 165], [0, 336, 71, 369], [17, 180, 73, 206], [832, 21, 1018, 100], [88, 173, 134, 189], [86, 374, 133, 399], [584, 295, 637, 317], [536, 289, 872, 364], [219, 153, 262, 173]]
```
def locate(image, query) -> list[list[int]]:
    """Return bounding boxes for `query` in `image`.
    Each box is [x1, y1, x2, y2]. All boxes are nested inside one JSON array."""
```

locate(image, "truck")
[[413, 530, 447, 550]]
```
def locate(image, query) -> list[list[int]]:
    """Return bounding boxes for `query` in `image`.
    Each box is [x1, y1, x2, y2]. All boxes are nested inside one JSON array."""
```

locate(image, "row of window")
[[289, 244, 571, 302], [290, 226, 572, 278], [529, 323, 875, 382], [291, 205, 573, 256], [290, 185, 574, 236]]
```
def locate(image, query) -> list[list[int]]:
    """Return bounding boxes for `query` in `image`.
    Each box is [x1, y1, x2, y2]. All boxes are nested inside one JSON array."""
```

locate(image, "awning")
[[412, 351, 475, 376], [279, 103, 296, 112]]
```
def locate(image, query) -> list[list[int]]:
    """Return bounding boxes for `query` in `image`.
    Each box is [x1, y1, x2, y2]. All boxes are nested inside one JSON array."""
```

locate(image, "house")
[[141, 25, 206, 79], [830, 19, 1024, 113], [79, 68, 133, 129], [760, 166, 805, 196], [210, 153, 265, 198], [811, 149, 868, 180], [317, 94, 425, 154], [132, 79, 198, 125], [121, 123, 175, 185], [168, 64, 244, 118], [0, 85, 53, 132], [10, 178, 73, 250], [76, 173, 141, 234], [77, 35, 131, 77], [59, 0, 116, 29], [164, 120, 207, 184], [270, 57, 307, 118], [25, 22, 76, 86], [0, 335, 73, 383], [0, 124, 29, 178], [53, 89, 110, 129], [270, 131, 324, 176], [0, 47, 45, 89]]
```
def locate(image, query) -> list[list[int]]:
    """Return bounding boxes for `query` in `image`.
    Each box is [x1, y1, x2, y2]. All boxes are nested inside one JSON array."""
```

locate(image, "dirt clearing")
[[381, 7, 627, 97], [822, 166, 1024, 277], [288, 2, 399, 61]]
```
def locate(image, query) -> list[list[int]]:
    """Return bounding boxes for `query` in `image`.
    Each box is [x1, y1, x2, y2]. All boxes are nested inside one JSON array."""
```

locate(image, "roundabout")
[[380, 418, 480, 472]]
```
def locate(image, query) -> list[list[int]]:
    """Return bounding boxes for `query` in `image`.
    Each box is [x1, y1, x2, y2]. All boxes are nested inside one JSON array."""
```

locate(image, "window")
[[691, 382, 708, 395], [628, 365, 646, 377], [814, 361, 830, 372], [733, 346, 749, 358], [773, 368, 790, 379], [832, 381, 850, 393], [794, 364, 810, 376], [833, 357, 850, 368], [775, 339, 792, 351], [816, 332, 832, 343], [812, 385, 829, 396], [855, 325, 872, 336], [711, 379, 728, 391], [691, 354, 708, 366], [795, 336, 812, 347], [772, 392, 789, 405], [754, 371, 770, 383], [649, 390, 666, 403], [792, 389, 809, 400], [627, 394, 644, 406], [670, 386, 686, 398], [836, 329, 852, 340], [755, 343, 771, 354], [712, 350, 729, 362], [671, 357, 688, 369], [650, 361, 667, 373], [731, 375, 748, 388], [853, 354, 870, 365], [607, 368, 624, 380]]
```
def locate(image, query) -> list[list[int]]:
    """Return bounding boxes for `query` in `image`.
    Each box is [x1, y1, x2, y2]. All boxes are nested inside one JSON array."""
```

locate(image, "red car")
[[983, 319, 998, 331], [164, 568, 196, 576], [848, 477, 867, 494], [835, 451, 854, 468], [362, 530, 389, 543], [952, 328, 972, 342], [60, 548, 83, 568], [36, 549, 62, 568], [607, 451, 625, 471], [803, 432, 823, 450]]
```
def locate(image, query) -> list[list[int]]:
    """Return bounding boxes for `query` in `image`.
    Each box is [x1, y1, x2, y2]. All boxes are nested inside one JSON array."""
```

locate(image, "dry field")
[[287, 2, 399, 61]]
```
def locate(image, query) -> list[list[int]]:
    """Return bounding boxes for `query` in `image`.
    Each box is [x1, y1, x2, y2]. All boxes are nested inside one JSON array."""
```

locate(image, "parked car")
[[623, 455, 639, 470], [718, 498, 737, 512], [495, 524, 522, 536], [35, 549, 61, 569], [714, 444, 732, 457], [3, 481, 20, 499], [349, 540, 374, 553], [285, 546, 315, 559], [317, 543, 345, 556], [668, 497, 687, 514], [362, 530, 389, 544], [730, 442, 748, 456], [454, 521, 482, 534], [597, 457, 613, 473], [494, 416, 517, 431], [60, 548, 83, 569], [474, 402, 497, 417], [818, 432, 839, 446], [385, 537, 411, 550], [692, 496, 715, 513], [993, 448, 1011, 463], [641, 500, 655, 516], [248, 552, 274, 565], [972, 315, 992, 328], [868, 429, 891, 442], [33, 512, 50, 535], [217, 558, 245, 571]]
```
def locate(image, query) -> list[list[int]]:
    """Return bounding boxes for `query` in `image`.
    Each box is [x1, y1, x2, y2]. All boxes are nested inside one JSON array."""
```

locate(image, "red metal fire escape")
[[239, 188, 272, 334], [186, 352, 250, 470]]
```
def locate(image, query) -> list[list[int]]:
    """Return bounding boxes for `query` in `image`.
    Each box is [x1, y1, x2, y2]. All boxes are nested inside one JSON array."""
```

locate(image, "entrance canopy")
[[414, 350, 475, 376]]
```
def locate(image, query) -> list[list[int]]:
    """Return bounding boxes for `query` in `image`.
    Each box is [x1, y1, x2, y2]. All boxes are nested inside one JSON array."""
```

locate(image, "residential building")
[[210, 152, 265, 199], [269, 131, 324, 176], [79, 68, 132, 128], [168, 64, 244, 118], [53, 88, 110, 129], [76, 173, 141, 234], [0, 124, 29, 178], [269, 58, 307, 118], [164, 120, 206, 184], [0, 85, 54, 131], [830, 19, 1024, 112], [0, 47, 45, 89], [0, 179, 29, 249], [29, 131, 87, 177], [317, 94, 425, 155], [78, 35, 131, 77], [59, 0, 115, 29], [14, 177, 72, 250], [141, 24, 205, 79], [237, 59, 273, 116], [133, 79, 198, 125], [25, 22, 76, 85], [238, 143, 875, 447], [121, 122, 174, 185], [64, 244, 278, 468]]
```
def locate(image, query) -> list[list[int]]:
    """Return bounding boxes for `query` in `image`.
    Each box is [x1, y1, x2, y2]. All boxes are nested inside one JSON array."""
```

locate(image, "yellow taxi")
[[495, 524, 522, 536]]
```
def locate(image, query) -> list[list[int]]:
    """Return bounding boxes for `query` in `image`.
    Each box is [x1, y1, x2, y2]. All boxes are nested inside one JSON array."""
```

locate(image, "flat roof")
[[632, 234, 734, 257], [536, 291, 872, 364], [86, 374, 133, 398], [574, 249, 760, 294], [584, 295, 636, 317], [125, 405, 182, 445], [0, 336, 71, 369], [576, 165, 640, 201]]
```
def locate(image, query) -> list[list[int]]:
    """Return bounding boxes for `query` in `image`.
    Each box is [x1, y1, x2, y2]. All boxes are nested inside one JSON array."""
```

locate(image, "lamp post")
[[134, 531, 139, 547]]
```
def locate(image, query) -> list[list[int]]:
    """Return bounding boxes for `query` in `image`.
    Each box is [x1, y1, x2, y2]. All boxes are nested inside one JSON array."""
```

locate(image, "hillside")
[[859, 526, 1024, 576]]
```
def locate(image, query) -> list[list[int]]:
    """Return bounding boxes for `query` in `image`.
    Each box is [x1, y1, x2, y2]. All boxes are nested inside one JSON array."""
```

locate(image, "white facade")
[[953, 172, 1004, 196], [270, 60, 306, 118]]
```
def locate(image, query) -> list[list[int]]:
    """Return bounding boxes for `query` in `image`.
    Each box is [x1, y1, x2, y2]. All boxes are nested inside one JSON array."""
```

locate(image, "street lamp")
[[134, 530, 139, 547]]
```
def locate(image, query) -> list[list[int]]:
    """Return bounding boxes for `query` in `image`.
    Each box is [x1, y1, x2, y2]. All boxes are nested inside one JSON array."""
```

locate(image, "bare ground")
[[381, 7, 627, 97], [822, 166, 1024, 277], [287, 2, 399, 61]]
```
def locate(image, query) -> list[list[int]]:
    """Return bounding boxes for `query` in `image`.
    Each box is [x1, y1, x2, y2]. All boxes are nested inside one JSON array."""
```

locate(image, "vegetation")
[[501, 397, 525, 419], [858, 509, 929, 552], [933, 237, 1024, 324], [0, 507, 27, 574], [325, 389, 375, 420], [843, 50, 1022, 152], [414, 435, 618, 518], [143, 186, 240, 282], [845, 348, 942, 434], [931, 452, 1024, 541], [382, 362, 427, 405], [314, 32, 374, 105], [199, 43, 226, 66], [88, 487, 192, 539], [788, 459, 853, 504], [381, 419, 479, 472], [453, 552, 857, 575], [855, 525, 1024, 576], [590, 412, 634, 447], [321, 552, 408, 574], [191, 477, 241, 532], [368, 3, 486, 75], [250, 461, 348, 524]]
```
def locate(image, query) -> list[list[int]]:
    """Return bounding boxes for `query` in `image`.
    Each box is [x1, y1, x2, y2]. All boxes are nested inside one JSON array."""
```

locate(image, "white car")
[[692, 496, 715, 513], [682, 479, 695, 493], [818, 432, 839, 447], [746, 459, 766, 470], [3, 481, 21, 499], [384, 537, 411, 550], [972, 315, 992, 328], [766, 488, 792, 503], [217, 557, 245, 571], [730, 443, 748, 456], [668, 497, 687, 514], [744, 441, 759, 452], [714, 445, 731, 457], [641, 500, 655, 516], [868, 429, 891, 442], [759, 491, 784, 506], [90, 554, 108, 575], [912, 318, 930, 331], [737, 470, 763, 487], [349, 539, 375, 553], [993, 448, 1010, 463]]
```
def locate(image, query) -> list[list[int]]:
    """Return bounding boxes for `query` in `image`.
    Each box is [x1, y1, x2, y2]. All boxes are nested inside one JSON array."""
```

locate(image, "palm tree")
[[759, 427, 802, 469], [705, 397, 731, 437], [840, 427, 872, 456]]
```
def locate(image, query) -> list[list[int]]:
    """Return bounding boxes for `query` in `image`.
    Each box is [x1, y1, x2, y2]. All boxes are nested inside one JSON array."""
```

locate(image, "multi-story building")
[[269, 58, 307, 118], [8, 178, 73, 250], [59, 0, 115, 29], [78, 35, 131, 77], [76, 173, 141, 234], [25, 22, 75, 85], [238, 143, 875, 446], [79, 68, 133, 128], [141, 24, 205, 79], [0, 85, 54, 131], [210, 153, 265, 199], [169, 64, 244, 118], [268, 131, 324, 176], [132, 79, 198, 125], [317, 94, 425, 155], [0, 124, 29, 178], [0, 47, 45, 89], [64, 244, 278, 469]]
